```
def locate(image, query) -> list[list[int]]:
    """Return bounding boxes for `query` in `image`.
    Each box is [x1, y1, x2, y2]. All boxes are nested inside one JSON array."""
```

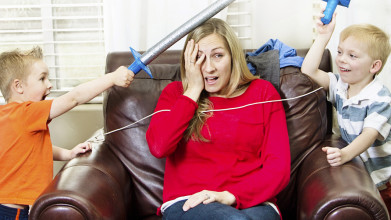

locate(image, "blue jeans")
[[163, 200, 280, 220], [0, 205, 29, 220]]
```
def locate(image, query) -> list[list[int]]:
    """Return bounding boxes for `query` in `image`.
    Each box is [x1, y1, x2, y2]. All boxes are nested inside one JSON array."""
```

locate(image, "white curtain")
[[103, 0, 391, 91], [326, 0, 391, 90], [103, 0, 228, 53]]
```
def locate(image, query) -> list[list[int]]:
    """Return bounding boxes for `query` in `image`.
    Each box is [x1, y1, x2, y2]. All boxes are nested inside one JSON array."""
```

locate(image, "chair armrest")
[[30, 142, 132, 220], [297, 135, 389, 220]]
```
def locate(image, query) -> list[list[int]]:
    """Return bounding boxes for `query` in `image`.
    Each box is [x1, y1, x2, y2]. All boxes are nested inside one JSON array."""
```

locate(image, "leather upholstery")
[[30, 49, 389, 220]]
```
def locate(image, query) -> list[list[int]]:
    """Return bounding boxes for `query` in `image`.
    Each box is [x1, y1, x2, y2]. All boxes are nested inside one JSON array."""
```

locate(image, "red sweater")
[[146, 79, 290, 212]]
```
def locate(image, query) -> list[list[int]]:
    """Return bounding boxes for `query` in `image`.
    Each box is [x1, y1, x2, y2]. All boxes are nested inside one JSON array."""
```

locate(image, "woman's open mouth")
[[205, 76, 218, 85]]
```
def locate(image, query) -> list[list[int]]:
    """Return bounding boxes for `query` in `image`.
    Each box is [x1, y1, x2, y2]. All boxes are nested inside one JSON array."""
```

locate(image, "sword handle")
[[321, 0, 338, 24], [128, 47, 153, 79]]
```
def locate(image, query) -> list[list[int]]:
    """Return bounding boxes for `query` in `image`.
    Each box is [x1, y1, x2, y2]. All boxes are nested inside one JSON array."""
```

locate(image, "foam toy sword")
[[321, 0, 350, 24], [128, 0, 235, 78]]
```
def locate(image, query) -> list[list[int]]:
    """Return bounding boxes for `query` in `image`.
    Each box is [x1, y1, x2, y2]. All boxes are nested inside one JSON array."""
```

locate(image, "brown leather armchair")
[[30, 49, 389, 220]]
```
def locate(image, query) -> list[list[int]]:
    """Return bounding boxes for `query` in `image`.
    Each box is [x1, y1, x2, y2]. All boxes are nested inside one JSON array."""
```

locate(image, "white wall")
[[104, 0, 315, 52], [250, 0, 314, 50], [104, 0, 218, 52]]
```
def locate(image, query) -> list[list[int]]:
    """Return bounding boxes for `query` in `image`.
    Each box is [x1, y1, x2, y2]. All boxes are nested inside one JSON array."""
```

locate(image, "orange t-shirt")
[[0, 100, 53, 205]]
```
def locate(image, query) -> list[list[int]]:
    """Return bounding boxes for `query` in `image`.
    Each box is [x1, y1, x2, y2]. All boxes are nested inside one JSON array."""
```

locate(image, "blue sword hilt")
[[321, 0, 350, 25], [128, 47, 153, 79]]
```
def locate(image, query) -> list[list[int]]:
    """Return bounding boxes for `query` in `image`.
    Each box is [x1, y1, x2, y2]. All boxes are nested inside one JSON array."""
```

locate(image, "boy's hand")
[[322, 146, 346, 166], [111, 66, 135, 88], [316, 7, 337, 37], [70, 142, 92, 159]]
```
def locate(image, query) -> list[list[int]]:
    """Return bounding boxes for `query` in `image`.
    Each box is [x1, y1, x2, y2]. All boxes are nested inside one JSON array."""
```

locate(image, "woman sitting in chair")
[[146, 18, 290, 220]]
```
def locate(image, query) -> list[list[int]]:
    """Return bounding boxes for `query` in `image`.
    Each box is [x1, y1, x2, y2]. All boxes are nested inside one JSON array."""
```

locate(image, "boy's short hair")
[[340, 24, 391, 74], [0, 46, 43, 102]]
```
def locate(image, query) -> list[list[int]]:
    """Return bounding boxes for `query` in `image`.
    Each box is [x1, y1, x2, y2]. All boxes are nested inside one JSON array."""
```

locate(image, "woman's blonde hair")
[[0, 46, 43, 101], [340, 24, 391, 74], [180, 18, 258, 141]]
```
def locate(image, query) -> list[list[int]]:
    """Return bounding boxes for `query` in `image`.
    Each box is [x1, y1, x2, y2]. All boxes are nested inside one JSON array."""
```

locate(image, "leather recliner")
[[30, 49, 389, 220]]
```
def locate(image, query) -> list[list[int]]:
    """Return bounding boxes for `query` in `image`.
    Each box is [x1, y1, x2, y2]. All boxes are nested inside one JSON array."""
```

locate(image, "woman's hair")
[[180, 18, 258, 141], [0, 46, 43, 101], [340, 24, 391, 74]]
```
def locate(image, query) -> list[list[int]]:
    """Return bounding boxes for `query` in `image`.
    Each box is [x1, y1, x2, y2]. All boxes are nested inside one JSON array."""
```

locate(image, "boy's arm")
[[53, 142, 92, 161], [323, 127, 379, 166], [49, 66, 134, 120], [301, 13, 336, 90]]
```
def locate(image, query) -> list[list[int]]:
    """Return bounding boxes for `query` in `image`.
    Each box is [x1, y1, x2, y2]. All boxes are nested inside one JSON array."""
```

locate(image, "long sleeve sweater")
[[146, 79, 290, 212]]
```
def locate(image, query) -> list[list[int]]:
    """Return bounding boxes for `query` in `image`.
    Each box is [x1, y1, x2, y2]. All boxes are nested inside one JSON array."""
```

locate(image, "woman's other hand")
[[182, 190, 236, 211]]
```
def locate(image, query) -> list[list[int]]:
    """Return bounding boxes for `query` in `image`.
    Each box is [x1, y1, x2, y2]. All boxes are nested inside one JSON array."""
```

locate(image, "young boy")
[[301, 12, 391, 212], [0, 46, 134, 219]]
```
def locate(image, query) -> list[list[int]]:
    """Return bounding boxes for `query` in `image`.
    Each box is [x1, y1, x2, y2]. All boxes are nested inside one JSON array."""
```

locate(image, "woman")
[[146, 18, 290, 220]]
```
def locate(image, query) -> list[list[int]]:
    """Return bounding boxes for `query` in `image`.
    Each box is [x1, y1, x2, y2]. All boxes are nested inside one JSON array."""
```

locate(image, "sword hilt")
[[128, 47, 153, 79], [321, 0, 338, 24], [321, 0, 350, 25]]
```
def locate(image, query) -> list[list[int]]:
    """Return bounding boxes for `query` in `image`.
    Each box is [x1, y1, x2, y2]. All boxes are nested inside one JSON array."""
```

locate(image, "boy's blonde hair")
[[0, 46, 43, 102], [340, 24, 391, 74]]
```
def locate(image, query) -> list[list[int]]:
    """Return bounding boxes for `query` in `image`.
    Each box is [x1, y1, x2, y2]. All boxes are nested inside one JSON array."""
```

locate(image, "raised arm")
[[49, 66, 134, 120], [147, 40, 206, 158], [301, 13, 337, 90]]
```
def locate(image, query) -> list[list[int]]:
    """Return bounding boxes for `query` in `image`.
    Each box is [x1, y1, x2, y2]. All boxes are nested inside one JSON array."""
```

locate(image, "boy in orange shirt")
[[0, 46, 134, 219]]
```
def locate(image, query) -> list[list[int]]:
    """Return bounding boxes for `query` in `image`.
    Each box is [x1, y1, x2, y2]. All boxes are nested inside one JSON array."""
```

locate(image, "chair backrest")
[[103, 49, 332, 219]]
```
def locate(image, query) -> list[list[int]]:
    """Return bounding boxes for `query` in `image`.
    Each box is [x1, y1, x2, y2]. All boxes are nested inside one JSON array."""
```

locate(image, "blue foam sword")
[[321, 0, 350, 24], [128, 0, 235, 78]]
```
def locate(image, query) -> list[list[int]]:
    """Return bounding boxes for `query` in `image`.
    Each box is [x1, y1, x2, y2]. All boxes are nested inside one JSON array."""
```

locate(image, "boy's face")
[[336, 36, 378, 87], [22, 60, 52, 102]]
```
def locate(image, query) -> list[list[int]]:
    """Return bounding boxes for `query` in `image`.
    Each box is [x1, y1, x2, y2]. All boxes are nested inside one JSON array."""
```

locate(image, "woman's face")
[[197, 33, 232, 97]]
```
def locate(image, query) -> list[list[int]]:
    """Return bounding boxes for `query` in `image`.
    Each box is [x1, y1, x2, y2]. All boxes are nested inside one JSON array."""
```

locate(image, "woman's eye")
[[196, 53, 204, 60]]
